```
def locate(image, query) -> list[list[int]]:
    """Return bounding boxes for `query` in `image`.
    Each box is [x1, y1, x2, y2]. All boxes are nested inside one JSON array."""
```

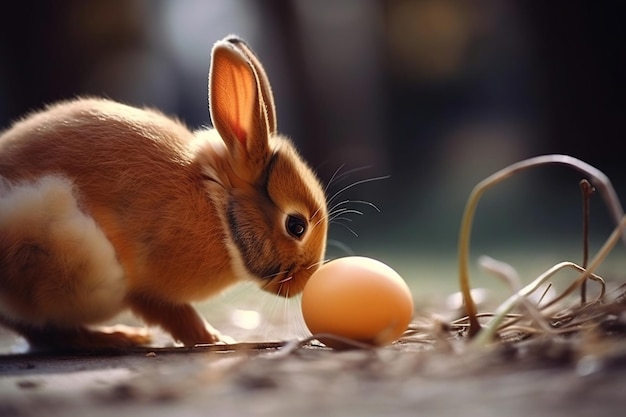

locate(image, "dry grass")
[[393, 154, 626, 369]]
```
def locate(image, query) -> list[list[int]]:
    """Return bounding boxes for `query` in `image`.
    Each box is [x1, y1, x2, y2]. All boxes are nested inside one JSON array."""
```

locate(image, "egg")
[[301, 256, 414, 349]]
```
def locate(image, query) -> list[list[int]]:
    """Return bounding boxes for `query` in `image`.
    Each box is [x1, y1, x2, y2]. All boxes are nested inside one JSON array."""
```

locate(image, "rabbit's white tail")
[[0, 175, 127, 326]]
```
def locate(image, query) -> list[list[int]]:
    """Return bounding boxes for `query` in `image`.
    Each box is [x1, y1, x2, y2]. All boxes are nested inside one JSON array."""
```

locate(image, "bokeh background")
[[0, 1, 624, 340]]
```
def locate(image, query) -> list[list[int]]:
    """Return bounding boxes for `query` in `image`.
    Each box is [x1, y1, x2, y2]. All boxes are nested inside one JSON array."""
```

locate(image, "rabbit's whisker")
[[326, 175, 390, 207], [324, 163, 347, 195], [331, 165, 375, 186], [330, 217, 354, 224], [324, 164, 375, 195], [311, 204, 326, 223], [327, 199, 350, 214], [275, 275, 294, 285], [326, 240, 355, 255], [261, 269, 290, 281], [329, 209, 363, 221], [313, 215, 325, 229], [333, 222, 359, 237], [314, 206, 366, 229], [306, 259, 329, 270], [328, 199, 381, 214]]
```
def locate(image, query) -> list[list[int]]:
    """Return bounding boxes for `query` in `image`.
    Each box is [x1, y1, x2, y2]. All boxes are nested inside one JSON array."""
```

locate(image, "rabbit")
[[0, 35, 328, 350]]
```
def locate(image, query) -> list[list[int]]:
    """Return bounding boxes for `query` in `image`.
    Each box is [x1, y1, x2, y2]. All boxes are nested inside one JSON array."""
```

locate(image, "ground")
[[1, 329, 625, 417], [1, 250, 625, 416]]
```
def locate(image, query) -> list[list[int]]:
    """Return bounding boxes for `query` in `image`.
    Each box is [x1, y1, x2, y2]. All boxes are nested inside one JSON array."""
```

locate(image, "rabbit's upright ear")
[[209, 36, 274, 181], [224, 36, 277, 134]]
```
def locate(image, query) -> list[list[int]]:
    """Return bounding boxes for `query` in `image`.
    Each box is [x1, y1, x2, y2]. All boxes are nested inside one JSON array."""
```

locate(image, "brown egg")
[[301, 256, 414, 349]]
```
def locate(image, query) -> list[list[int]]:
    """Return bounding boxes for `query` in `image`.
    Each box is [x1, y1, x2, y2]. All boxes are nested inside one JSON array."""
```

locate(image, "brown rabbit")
[[0, 36, 328, 350]]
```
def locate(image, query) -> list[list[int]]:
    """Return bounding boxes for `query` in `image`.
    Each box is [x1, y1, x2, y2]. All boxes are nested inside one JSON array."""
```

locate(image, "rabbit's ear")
[[224, 36, 277, 134], [209, 37, 271, 178]]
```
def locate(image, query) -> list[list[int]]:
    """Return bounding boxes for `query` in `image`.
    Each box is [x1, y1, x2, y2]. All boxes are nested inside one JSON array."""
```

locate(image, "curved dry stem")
[[472, 258, 610, 346], [498, 325, 545, 337], [458, 154, 625, 337], [274, 333, 379, 357], [449, 313, 522, 328], [479, 256, 556, 335]]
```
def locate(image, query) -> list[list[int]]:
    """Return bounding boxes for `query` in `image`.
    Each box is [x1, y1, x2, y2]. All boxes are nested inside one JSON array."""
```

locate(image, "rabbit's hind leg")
[[0, 316, 151, 351], [0, 175, 143, 350]]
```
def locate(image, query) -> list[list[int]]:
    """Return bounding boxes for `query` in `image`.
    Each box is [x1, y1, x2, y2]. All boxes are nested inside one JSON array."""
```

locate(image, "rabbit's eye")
[[286, 215, 307, 239]]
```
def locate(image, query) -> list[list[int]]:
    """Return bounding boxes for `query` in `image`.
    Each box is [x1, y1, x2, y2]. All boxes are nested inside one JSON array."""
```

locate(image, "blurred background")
[[0, 1, 624, 339]]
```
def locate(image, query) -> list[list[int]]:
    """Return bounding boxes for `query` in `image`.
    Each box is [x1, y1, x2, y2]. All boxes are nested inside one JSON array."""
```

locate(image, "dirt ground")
[[1, 251, 625, 417], [1, 330, 625, 417]]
